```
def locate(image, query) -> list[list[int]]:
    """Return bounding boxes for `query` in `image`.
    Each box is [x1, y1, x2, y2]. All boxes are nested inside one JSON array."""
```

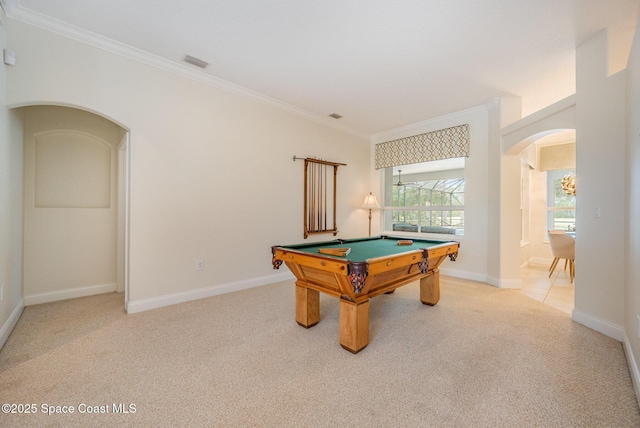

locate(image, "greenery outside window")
[[546, 169, 575, 234], [383, 160, 465, 236]]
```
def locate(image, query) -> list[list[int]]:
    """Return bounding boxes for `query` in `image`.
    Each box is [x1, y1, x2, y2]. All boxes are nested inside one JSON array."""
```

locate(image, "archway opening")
[[20, 105, 129, 309], [515, 129, 576, 313]]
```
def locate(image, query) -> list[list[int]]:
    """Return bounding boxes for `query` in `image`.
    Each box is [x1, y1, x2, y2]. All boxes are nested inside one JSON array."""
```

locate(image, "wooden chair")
[[548, 230, 575, 282]]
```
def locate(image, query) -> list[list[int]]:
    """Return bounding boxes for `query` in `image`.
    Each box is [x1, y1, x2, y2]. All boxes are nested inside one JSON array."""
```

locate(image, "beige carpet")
[[1, 276, 639, 427]]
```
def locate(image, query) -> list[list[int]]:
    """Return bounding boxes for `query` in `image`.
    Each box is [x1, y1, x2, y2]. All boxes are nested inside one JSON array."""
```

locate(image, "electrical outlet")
[[637, 315, 640, 339], [0, 285, 4, 301], [196, 261, 204, 271]]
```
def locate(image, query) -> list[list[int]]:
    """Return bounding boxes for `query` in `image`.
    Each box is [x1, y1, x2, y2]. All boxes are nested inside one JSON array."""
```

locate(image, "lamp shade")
[[362, 192, 381, 209]]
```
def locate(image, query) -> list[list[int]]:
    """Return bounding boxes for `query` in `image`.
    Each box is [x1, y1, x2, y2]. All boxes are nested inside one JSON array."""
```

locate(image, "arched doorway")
[[21, 105, 129, 309], [519, 130, 576, 312], [501, 97, 576, 313]]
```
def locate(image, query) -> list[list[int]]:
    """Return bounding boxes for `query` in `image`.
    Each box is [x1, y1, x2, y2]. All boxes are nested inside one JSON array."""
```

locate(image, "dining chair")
[[548, 230, 575, 282]]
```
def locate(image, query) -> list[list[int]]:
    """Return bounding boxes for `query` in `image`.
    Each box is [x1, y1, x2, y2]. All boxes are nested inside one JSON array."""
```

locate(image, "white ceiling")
[[2, 0, 640, 137]]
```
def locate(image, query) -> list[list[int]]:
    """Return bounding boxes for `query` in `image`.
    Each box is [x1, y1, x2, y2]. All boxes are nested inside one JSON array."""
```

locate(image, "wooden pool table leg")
[[296, 284, 319, 328], [420, 269, 440, 306], [339, 298, 369, 353]]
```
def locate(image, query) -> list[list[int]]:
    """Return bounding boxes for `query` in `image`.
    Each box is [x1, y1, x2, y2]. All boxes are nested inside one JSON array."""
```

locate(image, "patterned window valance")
[[375, 124, 469, 169]]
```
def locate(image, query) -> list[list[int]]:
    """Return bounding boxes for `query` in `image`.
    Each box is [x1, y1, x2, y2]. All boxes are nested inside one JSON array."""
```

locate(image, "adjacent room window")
[[546, 169, 575, 233], [383, 159, 465, 236]]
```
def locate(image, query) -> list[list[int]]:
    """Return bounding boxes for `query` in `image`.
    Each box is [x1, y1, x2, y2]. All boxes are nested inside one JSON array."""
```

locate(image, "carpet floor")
[[1, 276, 639, 427]]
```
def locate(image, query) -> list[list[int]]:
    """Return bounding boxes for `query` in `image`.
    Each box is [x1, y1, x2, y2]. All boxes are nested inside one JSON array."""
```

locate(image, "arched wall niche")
[[10, 101, 131, 133], [17, 102, 131, 308]]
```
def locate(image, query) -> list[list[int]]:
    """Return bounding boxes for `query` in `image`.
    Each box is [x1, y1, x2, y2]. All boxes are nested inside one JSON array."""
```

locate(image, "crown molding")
[[4, 5, 369, 140]]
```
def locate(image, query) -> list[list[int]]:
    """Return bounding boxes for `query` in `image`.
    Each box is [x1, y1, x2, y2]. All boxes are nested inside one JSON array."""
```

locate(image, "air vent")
[[184, 55, 209, 69], [329, 113, 342, 119]]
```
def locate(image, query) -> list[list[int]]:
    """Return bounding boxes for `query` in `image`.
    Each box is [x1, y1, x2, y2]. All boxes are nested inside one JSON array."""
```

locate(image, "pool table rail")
[[272, 240, 458, 298]]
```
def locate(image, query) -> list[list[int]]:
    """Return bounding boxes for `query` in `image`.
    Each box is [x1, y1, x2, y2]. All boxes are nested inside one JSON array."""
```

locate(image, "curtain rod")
[[293, 155, 346, 166]]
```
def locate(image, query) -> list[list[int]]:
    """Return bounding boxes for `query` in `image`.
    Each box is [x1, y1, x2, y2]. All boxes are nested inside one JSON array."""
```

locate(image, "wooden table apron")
[[272, 239, 459, 353]]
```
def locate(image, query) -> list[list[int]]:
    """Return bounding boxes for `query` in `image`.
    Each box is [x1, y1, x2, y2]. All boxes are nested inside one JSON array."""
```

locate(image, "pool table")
[[271, 235, 459, 353]]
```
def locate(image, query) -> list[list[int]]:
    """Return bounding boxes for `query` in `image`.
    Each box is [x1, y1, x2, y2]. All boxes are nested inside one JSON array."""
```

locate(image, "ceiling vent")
[[329, 113, 342, 119], [184, 55, 209, 69]]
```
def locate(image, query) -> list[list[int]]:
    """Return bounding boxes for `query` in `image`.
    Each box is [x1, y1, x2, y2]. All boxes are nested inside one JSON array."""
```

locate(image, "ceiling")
[[2, 0, 639, 137]]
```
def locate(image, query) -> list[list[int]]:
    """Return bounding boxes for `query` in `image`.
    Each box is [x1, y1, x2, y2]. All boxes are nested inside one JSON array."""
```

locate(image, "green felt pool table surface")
[[278, 235, 456, 262]]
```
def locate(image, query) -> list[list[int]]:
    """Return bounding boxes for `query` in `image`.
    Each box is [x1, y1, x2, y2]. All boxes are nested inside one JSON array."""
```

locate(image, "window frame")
[[545, 169, 576, 236], [381, 162, 465, 237]]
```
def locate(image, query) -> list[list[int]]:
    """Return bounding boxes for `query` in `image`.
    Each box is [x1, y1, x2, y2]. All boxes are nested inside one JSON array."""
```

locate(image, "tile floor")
[[519, 262, 574, 314]]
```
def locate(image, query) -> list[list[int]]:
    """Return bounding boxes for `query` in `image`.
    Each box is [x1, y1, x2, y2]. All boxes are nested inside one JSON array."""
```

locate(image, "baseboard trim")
[[125, 268, 490, 315], [444, 270, 522, 289], [572, 308, 624, 341], [623, 332, 640, 408], [498, 278, 522, 289], [486, 275, 499, 287], [24, 283, 117, 306], [441, 268, 488, 285], [126, 271, 294, 314], [484, 275, 521, 289], [0, 299, 25, 350]]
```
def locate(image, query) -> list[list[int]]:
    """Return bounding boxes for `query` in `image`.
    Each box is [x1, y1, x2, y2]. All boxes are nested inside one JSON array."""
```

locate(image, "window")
[[383, 159, 465, 236], [546, 169, 575, 233]]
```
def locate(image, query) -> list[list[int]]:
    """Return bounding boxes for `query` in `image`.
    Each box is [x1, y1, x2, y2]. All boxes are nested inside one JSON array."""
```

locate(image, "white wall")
[[370, 106, 490, 283], [0, 10, 25, 349], [491, 97, 523, 288], [625, 16, 640, 403], [501, 30, 628, 341], [573, 30, 627, 338], [5, 19, 370, 311]]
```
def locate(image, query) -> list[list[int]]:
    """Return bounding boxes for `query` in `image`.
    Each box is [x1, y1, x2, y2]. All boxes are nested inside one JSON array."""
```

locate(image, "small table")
[[272, 235, 459, 353]]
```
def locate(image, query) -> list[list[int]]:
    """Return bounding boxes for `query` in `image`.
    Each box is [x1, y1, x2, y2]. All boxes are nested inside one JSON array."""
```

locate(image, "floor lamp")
[[362, 192, 381, 237]]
